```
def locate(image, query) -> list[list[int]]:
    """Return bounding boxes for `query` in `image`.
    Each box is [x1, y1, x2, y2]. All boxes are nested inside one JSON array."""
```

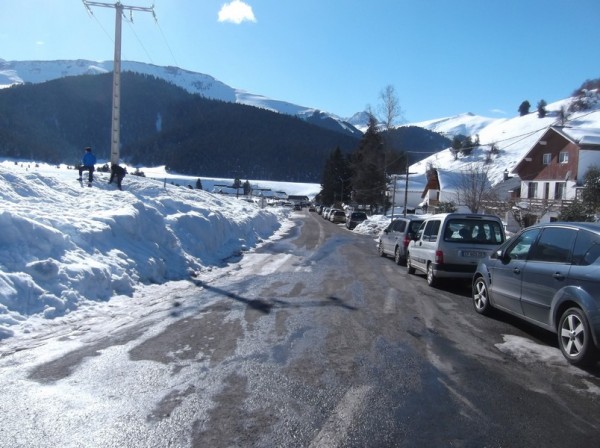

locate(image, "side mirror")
[[495, 249, 510, 262]]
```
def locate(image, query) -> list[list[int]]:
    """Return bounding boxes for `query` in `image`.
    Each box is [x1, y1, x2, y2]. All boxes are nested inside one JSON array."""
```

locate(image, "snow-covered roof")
[[434, 168, 491, 192], [560, 127, 600, 146]]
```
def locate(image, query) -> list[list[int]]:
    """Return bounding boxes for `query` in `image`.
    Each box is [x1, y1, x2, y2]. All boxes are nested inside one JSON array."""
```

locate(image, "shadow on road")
[[191, 280, 358, 314]]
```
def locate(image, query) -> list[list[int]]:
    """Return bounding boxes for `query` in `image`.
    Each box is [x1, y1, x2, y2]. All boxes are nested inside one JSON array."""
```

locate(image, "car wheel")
[[378, 241, 386, 257], [472, 276, 493, 315], [426, 263, 438, 287], [394, 247, 403, 265], [406, 253, 415, 274], [558, 307, 599, 367]]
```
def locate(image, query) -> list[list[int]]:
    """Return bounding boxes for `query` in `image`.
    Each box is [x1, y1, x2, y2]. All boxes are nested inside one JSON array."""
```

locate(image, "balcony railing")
[[518, 197, 574, 209]]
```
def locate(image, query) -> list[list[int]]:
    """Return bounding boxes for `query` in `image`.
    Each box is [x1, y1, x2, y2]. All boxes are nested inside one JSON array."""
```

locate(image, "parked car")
[[330, 210, 346, 223], [472, 222, 600, 367], [346, 211, 368, 230], [378, 215, 426, 264], [407, 213, 505, 286]]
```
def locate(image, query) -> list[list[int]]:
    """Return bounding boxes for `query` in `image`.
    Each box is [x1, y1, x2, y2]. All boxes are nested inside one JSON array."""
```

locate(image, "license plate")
[[462, 250, 486, 258]]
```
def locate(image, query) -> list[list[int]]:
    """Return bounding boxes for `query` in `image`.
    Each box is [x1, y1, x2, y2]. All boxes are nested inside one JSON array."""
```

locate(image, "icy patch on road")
[[495, 334, 564, 364]]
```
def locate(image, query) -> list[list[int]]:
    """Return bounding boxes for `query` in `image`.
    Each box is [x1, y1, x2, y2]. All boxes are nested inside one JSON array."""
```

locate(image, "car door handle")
[[513, 268, 521, 274], [553, 272, 565, 280]]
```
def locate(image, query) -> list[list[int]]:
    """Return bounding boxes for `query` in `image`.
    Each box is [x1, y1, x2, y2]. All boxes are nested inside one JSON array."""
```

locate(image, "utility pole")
[[82, 1, 155, 165], [390, 175, 397, 220]]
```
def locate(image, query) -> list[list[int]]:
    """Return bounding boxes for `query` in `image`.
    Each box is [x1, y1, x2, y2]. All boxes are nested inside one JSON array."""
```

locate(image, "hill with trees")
[[0, 72, 451, 182]]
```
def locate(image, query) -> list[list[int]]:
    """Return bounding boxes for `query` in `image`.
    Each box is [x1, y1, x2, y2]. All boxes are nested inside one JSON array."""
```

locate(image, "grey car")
[[472, 222, 600, 367], [346, 211, 368, 230], [378, 216, 426, 265]]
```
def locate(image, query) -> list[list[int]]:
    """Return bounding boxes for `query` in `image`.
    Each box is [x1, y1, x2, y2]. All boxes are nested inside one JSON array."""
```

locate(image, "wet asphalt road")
[[4, 209, 600, 447]]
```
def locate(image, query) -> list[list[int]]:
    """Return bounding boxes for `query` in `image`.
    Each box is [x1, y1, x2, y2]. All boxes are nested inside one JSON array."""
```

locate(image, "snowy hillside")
[[407, 96, 600, 186], [0, 59, 354, 133], [407, 112, 505, 139]]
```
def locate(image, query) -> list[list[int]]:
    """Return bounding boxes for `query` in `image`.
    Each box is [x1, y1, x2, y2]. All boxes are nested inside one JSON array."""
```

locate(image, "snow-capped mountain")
[[0, 59, 361, 136]]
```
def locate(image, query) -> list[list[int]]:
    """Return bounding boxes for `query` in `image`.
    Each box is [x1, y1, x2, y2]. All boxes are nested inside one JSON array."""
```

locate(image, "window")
[[444, 219, 504, 244], [506, 228, 541, 260], [409, 221, 424, 234], [529, 228, 576, 263], [544, 182, 550, 199], [572, 230, 600, 266], [527, 182, 538, 199], [422, 220, 441, 242], [543, 153, 551, 165], [559, 151, 569, 164], [555, 182, 566, 200], [393, 220, 406, 232]]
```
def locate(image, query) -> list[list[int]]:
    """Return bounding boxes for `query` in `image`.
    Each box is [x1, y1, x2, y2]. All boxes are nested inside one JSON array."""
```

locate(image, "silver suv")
[[472, 222, 600, 367], [407, 213, 505, 286]]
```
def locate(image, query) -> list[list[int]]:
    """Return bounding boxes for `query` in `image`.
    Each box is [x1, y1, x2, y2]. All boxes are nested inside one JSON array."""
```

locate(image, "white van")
[[406, 213, 505, 287]]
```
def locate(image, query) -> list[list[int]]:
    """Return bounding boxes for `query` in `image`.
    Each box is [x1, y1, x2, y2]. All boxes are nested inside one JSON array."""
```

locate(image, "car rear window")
[[443, 219, 504, 244], [392, 220, 407, 232], [408, 220, 424, 233]]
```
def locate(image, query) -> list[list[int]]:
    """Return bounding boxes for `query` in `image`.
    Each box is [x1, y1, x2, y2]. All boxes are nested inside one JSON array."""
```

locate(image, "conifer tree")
[[350, 115, 386, 209], [518, 100, 531, 116], [537, 100, 547, 118], [581, 166, 600, 212], [243, 180, 251, 196], [320, 146, 351, 205]]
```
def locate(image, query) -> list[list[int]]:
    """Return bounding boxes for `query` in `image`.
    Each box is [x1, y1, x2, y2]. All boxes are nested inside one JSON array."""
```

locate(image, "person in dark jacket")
[[78, 147, 96, 183], [108, 164, 127, 190]]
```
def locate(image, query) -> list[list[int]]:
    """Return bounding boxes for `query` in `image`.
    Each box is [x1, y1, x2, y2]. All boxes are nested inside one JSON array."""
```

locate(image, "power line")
[[155, 18, 179, 67]]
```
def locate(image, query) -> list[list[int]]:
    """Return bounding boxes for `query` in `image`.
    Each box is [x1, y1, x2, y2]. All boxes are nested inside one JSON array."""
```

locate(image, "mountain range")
[[2, 58, 597, 187], [0, 59, 454, 182], [0, 59, 363, 138]]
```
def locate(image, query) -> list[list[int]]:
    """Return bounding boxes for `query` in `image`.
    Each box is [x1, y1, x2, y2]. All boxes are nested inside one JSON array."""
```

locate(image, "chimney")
[[503, 169, 509, 181]]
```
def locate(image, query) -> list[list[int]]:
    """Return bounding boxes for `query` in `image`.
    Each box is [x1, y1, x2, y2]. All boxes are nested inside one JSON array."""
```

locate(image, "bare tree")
[[454, 164, 493, 213], [377, 85, 403, 130]]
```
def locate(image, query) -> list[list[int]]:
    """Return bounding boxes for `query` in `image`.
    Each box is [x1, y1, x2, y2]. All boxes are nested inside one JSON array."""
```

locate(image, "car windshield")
[[443, 219, 504, 244]]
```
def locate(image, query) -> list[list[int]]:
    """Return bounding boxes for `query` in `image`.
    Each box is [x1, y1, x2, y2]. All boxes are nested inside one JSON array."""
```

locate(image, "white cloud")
[[35, 41, 45, 46], [218, 0, 256, 24]]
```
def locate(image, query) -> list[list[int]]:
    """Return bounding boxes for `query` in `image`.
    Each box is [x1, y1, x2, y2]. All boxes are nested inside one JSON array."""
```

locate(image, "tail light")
[[403, 235, 411, 247], [435, 250, 444, 265]]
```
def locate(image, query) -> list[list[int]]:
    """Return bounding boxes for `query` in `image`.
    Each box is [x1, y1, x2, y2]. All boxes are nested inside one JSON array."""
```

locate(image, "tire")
[[406, 253, 415, 274], [378, 241, 386, 257], [472, 276, 493, 315], [394, 247, 403, 265], [426, 263, 438, 287], [558, 307, 599, 367]]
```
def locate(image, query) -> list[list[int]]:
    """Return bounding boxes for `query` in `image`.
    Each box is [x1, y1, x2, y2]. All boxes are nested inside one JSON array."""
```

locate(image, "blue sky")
[[1, 0, 599, 123]]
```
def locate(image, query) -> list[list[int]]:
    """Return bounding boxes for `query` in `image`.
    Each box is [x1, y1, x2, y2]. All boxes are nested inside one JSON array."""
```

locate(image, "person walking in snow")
[[78, 147, 96, 184], [108, 163, 127, 191]]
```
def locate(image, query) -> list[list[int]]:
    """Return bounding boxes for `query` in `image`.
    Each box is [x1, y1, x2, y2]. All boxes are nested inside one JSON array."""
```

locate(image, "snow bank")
[[0, 161, 289, 339]]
